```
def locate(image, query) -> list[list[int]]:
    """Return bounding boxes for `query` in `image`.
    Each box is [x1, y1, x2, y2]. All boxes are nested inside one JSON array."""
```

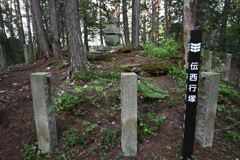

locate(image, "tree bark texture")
[[15, 0, 25, 46], [0, 7, 7, 41], [142, 0, 147, 44], [114, 1, 121, 28], [6, 0, 19, 63], [48, 0, 62, 59], [220, 0, 231, 52], [192, 0, 198, 28], [183, 0, 194, 65], [30, 0, 51, 58], [99, 0, 104, 45], [0, 5, 11, 57], [132, 0, 140, 46], [164, 0, 172, 38], [164, 0, 168, 38], [168, 0, 172, 36], [155, 0, 160, 44], [152, 0, 157, 44], [65, 0, 88, 78], [122, 0, 130, 46], [83, 17, 89, 52], [24, 0, 34, 55]]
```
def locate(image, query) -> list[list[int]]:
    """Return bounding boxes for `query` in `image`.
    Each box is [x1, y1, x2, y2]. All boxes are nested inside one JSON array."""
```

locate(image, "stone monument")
[[103, 14, 121, 46], [90, 14, 121, 55]]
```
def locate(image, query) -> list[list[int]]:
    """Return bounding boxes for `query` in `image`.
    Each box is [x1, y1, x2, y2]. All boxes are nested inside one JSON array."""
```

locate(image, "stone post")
[[30, 72, 57, 152], [121, 72, 137, 156], [221, 54, 232, 81], [24, 45, 34, 64], [0, 44, 7, 70], [195, 72, 220, 147], [205, 51, 213, 70]]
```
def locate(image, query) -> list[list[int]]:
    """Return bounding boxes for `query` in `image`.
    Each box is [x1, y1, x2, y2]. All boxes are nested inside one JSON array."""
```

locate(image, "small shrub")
[[83, 121, 98, 132], [54, 92, 82, 111]]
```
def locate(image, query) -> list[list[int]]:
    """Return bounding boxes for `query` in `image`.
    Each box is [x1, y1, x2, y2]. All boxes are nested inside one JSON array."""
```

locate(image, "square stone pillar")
[[195, 72, 220, 147], [221, 54, 232, 81], [30, 72, 57, 152], [205, 51, 213, 70], [24, 45, 34, 64], [121, 72, 137, 156]]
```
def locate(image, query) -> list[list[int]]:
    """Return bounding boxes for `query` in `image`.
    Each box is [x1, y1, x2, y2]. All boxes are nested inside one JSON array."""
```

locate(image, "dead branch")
[[20, 115, 30, 135], [0, 98, 9, 102], [215, 121, 240, 132]]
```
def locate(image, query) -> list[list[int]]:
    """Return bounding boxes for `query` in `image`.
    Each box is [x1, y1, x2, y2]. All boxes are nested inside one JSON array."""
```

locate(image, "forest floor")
[[0, 49, 240, 160]]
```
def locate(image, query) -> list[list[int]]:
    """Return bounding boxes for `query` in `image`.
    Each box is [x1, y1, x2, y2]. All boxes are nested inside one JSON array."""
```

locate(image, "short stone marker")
[[205, 51, 213, 70], [30, 72, 57, 152], [121, 72, 137, 156], [221, 53, 232, 81], [195, 72, 220, 147], [0, 44, 7, 70], [24, 45, 34, 64]]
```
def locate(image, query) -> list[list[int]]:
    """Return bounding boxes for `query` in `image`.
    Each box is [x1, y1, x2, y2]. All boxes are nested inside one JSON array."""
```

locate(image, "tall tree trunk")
[[58, 1, 66, 50], [83, 17, 89, 52], [24, 0, 34, 56], [0, 6, 11, 56], [220, 0, 231, 52], [168, 0, 172, 36], [142, 0, 147, 44], [122, 0, 130, 46], [164, 0, 173, 39], [152, 0, 156, 44], [30, 0, 51, 59], [156, 0, 160, 43], [14, 0, 25, 46], [48, 0, 62, 59], [114, 1, 121, 28], [192, 0, 198, 28], [0, 7, 8, 41], [40, 1, 49, 32], [99, 0, 103, 45], [164, 0, 169, 38], [132, 0, 140, 46], [183, 0, 194, 65], [7, 0, 19, 64], [65, 0, 88, 78]]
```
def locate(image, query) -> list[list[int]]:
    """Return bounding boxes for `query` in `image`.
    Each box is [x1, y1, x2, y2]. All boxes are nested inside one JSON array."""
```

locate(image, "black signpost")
[[182, 29, 203, 160]]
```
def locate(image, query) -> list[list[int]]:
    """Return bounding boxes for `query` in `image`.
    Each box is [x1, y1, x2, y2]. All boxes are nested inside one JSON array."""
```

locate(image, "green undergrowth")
[[218, 81, 240, 105], [138, 79, 170, 99], [140, 62, 174, 76], [137, 113, 165, 140], [21, 45, 240, 159], [74, 65, 121, 82], [167, 64, 186, 83], [216, 81, 240, 144], [43, 64, 172, 159], [142, 38, 182, 60]]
